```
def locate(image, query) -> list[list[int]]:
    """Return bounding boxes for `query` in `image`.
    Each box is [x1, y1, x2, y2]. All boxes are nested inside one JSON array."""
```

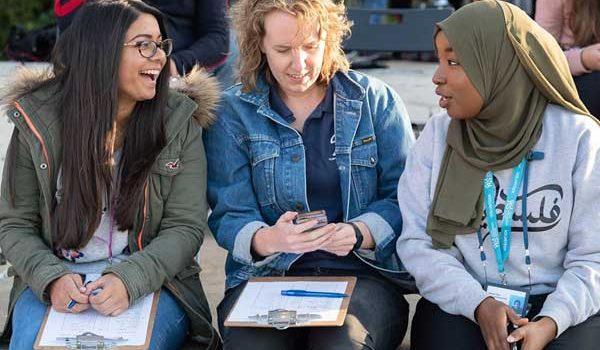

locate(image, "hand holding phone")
[[293, 210, 328, 232]]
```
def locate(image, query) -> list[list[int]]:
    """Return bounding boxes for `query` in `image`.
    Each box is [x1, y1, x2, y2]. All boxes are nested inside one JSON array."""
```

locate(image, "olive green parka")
[[0, 68, 220, 348]]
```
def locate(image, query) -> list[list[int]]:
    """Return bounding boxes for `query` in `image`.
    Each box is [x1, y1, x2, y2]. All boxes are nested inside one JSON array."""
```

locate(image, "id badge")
[[485, 283, 530, 317]]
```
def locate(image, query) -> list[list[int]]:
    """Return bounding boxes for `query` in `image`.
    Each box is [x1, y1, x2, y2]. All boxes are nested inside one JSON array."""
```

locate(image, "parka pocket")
[[176, 264, 202, 280], [350, 140, 378, 209], [152, 155, 185, 176], [248, 140, 280, 207], [151, 155, 184, 199]]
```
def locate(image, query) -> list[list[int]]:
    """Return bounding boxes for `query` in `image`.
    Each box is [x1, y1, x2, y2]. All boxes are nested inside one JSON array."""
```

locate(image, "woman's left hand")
[[319, 223, 357, 256], [320, 222, 375, 256], [87, 273, 130, 316], [507, 317, 557, 350]]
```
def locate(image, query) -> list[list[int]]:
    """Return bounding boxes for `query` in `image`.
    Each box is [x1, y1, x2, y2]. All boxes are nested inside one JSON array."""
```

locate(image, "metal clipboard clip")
[[248, 309, 321, 330], [57, 332, 127, 349]]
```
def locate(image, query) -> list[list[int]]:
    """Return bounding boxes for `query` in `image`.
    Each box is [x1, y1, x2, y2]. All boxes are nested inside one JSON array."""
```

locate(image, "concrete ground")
[[0, 60, 438, 349]]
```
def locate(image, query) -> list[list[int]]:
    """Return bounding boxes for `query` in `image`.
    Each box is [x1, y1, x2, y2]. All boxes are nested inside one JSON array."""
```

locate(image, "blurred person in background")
[[55, 0, 236, 87], [536, 0, 600, 118]]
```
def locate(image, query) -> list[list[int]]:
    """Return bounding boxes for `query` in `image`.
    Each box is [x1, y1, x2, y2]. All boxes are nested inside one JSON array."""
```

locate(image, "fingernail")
[[80, 286, 86, 292], [507, 336, 515, 342]]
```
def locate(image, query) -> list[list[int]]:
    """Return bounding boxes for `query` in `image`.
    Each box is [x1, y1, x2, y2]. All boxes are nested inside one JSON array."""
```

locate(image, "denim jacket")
[[204, 70, 415, 289]]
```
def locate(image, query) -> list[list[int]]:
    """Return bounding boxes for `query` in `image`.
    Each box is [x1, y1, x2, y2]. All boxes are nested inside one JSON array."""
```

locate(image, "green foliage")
[[0, 0, 55, 60]]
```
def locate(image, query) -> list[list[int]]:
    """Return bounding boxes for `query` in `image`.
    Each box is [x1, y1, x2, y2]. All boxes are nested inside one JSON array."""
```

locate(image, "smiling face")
[[432, 31, 484, 120], [261, 10, 326, 101], [117, 13, 166, 114]]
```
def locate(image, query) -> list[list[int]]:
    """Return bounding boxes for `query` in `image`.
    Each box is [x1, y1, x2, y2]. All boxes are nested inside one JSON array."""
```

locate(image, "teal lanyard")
[[477, 151, 544, 286], [484, 158, 526, 276]]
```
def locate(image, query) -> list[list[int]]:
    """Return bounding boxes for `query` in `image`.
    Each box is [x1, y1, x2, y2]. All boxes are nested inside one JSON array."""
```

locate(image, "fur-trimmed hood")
[[169, 67, 219, 128], [1, 66, 219, 128]]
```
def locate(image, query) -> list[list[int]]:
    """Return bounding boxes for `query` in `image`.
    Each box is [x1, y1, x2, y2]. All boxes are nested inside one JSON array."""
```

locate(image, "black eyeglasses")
[[123, 38, 173, 58]]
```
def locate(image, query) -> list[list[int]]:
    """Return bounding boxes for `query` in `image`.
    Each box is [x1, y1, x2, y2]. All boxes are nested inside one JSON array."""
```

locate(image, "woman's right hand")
[[251, 211, 336, 257], [48, 273, 89, 313], [582, 43, 600, 71], [475, 297, 529, 350]]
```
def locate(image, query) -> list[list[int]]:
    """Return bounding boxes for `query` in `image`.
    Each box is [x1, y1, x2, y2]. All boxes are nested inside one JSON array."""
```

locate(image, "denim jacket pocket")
[[248, 140, 280, 207], [350, 141, 378, 209]]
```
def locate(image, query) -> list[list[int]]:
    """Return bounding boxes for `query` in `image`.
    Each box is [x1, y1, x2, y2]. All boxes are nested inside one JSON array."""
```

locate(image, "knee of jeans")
[[10, 289, 47, 350], [149, 314, 189, 350], [148, 290, 189, 349], [310, 314, 375, 350], [12, 288, 46, 325]]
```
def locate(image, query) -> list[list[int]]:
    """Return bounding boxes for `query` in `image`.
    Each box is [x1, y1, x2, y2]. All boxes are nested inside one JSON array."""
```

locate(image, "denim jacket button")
[[338, 165, 346, 171], [295, 202, 303, 211], [291, 154, 301, 162], [370, 156, 376, 165]]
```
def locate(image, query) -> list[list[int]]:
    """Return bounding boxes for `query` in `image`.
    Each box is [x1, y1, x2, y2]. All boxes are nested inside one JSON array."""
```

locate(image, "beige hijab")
[[427, 0, 592, 249]]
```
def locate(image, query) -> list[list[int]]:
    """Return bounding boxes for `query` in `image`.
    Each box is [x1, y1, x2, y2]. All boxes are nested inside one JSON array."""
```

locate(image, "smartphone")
[[507, 323, 520, 350], [293, 210, 328, 231]]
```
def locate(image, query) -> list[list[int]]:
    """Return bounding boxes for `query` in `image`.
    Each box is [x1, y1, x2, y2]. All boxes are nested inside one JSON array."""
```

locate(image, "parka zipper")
[[14, 102, 52, 178], [136, 182, 149, 251], [15, 101, 151, 252]]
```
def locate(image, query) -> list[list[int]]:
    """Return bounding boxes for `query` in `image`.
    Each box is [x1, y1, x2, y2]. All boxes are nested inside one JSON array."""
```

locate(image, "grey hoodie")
[[397, 104, 600, 337]]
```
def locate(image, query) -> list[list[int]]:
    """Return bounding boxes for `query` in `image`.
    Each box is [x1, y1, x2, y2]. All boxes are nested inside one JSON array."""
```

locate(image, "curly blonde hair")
[[231, 0, 352, 92]]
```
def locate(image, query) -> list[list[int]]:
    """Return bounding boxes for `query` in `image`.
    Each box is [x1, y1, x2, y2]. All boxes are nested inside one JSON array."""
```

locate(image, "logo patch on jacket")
[[165, 159, 181, 170]]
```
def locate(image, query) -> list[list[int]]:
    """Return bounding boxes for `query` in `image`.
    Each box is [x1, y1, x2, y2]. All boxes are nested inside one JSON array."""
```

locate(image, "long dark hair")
[[49, 0, 169, 248], [570, 0, 600, 47]]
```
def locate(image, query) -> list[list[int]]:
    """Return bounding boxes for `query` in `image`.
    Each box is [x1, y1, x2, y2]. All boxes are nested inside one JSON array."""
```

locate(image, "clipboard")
[[34, 291, 159, 350], [224, 276, 357, 329]]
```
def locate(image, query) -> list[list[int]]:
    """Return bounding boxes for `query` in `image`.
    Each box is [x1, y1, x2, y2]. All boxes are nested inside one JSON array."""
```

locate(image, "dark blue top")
[[145, 0, 229, 74], [269, 85, 364, 271]]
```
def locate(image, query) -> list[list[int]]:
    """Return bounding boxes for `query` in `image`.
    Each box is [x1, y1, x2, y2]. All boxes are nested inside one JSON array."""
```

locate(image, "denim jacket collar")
[[236, 71, 367, 223], [237, 70, 366, 108]]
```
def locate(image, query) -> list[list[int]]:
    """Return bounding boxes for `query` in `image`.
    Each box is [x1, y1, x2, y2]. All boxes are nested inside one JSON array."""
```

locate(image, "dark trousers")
[[411, 295, 600, 350], [573, 71, 600, 120], [217, 268, 409, 350]]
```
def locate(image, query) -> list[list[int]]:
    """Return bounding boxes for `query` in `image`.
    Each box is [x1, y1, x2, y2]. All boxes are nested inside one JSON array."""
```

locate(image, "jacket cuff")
[[103, 263, 146, 305], [233, 221, 280, 267], [565, 47, 592, 76], [536, 305, 571, 337], [35, 265, 71, 304], [350, 212, 394, 251], [462, 289, 492, 323]]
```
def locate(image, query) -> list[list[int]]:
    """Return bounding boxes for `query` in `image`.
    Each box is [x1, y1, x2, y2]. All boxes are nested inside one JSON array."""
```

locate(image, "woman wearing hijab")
[[396, 1, 600, 350]]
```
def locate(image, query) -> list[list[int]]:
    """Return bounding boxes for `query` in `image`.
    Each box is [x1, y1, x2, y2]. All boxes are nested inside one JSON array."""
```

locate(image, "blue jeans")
[[10, 288, 189, 350]]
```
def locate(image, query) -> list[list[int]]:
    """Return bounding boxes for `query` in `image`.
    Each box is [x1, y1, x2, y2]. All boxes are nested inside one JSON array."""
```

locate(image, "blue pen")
[[67, 283, 102, 309], [66, 299, 78, 309], [281, 290, 349, 298]]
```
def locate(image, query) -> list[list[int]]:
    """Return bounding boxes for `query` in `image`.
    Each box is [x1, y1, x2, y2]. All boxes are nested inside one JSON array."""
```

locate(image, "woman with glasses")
[[0, 1, 219, 348]]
